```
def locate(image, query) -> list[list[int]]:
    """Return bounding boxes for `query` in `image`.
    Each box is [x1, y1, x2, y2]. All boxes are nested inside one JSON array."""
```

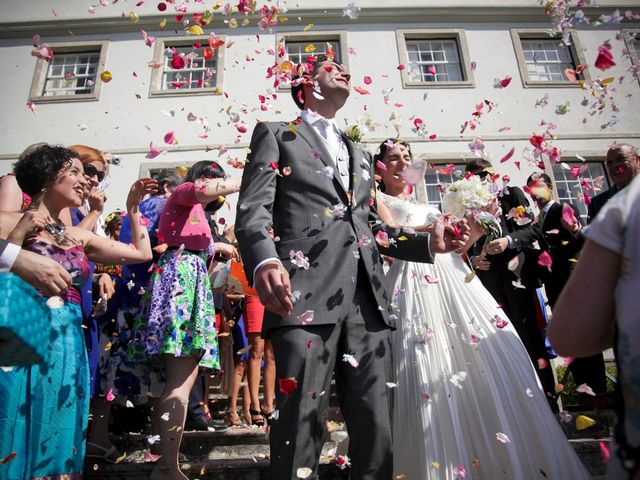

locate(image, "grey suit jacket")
[[235, 119, 434, 334]]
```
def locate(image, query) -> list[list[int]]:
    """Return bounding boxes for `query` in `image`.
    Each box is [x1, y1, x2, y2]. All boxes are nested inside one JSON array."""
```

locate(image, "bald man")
[[588, 143, 639, 223]]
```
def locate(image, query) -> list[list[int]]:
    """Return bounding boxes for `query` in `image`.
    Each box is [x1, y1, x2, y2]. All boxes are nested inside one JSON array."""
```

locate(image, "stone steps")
[[85, 459, 346, 480], [86, 403, 617, 479]]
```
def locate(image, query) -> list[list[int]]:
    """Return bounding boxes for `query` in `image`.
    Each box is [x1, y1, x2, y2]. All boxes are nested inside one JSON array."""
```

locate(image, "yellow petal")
[[159, 18, 167, 28], [304, 43, 316, 53], [100, 71, 113, 83], [576, 415, 596, 431], [279, 16, 289, 22], [129, 11, 139, 23], [228, 18, 238, 28], [303, 23, 314, 32], [600, 76, 615, 85], [187, 25, 204, 35]]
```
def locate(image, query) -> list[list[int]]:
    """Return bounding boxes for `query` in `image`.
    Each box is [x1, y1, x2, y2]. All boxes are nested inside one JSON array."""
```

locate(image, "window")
[[29, 41, 108, 103], [284, 40, 341, 65], [423, 163, 467, 211], [623, 29, 640, 85], [406, 39, 463, 82], [511, 29, 590, 87], [275, 31, 349, 89], [551, 162, 610, 221], [150, 36, 225, 97], [396, 30, 474, 88]]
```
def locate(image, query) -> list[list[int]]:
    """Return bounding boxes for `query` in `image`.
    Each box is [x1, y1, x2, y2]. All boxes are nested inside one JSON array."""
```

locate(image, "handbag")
[[0, 273, 52, 366], [209, 260, 258, 296]]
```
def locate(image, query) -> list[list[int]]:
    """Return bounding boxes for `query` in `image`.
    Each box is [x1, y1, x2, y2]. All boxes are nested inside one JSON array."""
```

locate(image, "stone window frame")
[[28, 40, 109, 104], [274, 30, 350, 91], [149, 35, 225, 98], [511, 28, 591, 88], [622, 28, 640, 86], [395, 29, 475, 89]]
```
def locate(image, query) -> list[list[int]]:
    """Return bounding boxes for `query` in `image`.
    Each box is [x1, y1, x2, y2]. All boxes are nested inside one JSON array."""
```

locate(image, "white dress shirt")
[[0, 239, 21, 273]]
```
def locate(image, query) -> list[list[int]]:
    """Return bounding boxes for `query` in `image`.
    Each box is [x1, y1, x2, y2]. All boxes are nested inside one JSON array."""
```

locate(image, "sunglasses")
[[84, 164, 106, 182]]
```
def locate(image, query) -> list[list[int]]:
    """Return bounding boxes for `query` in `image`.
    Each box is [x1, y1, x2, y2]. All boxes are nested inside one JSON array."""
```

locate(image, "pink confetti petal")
[[106, 388, 115, 402], [145, 142, 162, 159], [163, 131, 177, 145], [537, 251, 553, 270], [499, 147, 515, 164], [363, 75, 372, 85], [353, 86, 370, 95], [424, 274, 439, 284]]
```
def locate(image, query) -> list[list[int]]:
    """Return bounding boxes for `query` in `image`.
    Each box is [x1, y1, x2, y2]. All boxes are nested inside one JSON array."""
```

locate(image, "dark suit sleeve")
[[365, 151, 434, 264], [235, 122, 279, 284]]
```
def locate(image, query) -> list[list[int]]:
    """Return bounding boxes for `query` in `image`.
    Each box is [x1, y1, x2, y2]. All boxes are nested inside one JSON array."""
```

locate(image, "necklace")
[[44, 220, 66, 242]]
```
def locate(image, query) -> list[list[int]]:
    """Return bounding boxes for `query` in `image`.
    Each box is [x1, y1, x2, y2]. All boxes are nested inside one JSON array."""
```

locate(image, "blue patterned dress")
[[0, 242, 91, 480]]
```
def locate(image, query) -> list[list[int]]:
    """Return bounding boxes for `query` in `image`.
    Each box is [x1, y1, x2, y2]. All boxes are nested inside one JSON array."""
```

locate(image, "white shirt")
[[301, 110, 350, 189], [0, 239, 21, 273]]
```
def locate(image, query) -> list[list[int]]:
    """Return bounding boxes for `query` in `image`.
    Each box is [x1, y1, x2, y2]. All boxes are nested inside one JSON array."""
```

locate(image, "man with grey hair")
[[588, 143, 639, 223]]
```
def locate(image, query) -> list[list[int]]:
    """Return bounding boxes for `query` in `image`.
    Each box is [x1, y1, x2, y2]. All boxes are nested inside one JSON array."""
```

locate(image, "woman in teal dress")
[[0, 144, 156, 479]]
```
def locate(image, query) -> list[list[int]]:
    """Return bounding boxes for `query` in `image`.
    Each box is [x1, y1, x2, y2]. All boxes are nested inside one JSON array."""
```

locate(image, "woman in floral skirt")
[[129, 161, 239, 480]]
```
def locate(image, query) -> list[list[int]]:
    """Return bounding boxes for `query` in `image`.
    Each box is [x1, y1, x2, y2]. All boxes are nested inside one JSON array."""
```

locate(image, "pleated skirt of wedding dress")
[[389, 252, 591, 480]]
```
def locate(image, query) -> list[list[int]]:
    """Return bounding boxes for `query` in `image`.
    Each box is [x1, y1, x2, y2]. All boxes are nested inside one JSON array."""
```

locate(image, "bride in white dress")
[[374, 140, 590, 480]]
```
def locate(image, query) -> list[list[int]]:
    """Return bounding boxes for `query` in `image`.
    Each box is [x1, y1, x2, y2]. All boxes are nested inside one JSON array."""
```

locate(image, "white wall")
[[0, 2, 639, 225]]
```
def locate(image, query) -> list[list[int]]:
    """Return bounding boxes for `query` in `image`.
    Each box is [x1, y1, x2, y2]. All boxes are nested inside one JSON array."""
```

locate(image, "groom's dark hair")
[[291, 54, 330, 110]]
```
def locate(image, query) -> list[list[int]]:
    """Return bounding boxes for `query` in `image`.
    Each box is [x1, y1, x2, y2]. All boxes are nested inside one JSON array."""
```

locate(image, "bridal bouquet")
[[441, 175, 495, 218], [441, 175, 502, 242]]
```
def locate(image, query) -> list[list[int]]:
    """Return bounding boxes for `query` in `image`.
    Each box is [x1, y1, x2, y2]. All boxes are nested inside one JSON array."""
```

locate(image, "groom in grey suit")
[[235, 55, 468, 480]]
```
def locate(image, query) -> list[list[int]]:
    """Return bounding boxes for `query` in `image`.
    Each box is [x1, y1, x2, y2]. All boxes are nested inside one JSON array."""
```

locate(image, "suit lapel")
[[294, 119, 349, 201]]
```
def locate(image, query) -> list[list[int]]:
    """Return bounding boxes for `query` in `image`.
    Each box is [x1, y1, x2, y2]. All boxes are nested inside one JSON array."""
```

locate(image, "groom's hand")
[[429, 218, 471, 254], [254, 261, 293, 317]]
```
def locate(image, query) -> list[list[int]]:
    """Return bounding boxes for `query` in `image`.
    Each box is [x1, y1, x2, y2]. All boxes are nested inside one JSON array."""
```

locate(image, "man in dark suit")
[[235, 54, 468, 480], [467, 159, 557, 409], [587, 143, 639, 223], [524, 172, 608, 397]]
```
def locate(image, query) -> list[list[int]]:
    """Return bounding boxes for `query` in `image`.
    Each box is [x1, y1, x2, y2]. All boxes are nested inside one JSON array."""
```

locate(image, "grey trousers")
[[269, 273, 394, 480]]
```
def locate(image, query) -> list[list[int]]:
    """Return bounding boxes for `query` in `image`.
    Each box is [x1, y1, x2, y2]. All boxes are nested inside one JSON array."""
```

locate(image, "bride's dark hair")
[[373, 138, 413, 192]]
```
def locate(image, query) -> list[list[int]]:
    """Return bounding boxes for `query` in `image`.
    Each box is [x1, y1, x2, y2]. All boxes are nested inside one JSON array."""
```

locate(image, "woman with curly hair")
[[0, 144, 156, 479]]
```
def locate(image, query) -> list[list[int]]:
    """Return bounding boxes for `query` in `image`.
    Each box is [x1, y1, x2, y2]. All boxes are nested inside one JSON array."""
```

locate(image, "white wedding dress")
[[382, 193, 590, 480]]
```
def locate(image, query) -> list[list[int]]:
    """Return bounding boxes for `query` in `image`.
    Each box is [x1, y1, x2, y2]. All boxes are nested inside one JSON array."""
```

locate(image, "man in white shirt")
[[0, 239, 71, 295]]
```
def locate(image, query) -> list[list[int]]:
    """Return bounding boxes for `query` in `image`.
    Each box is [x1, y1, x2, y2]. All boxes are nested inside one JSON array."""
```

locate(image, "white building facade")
[[0, 0, 639, 224]]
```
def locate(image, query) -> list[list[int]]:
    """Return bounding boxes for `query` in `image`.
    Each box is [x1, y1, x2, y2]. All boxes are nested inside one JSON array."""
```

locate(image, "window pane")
[[284, 40, 341, 65], [161, 44, 218, 91], [550, 162, 610, 221], [521, 38, 577, 82], [43, 50, 99, 96], [405, 38, 464, 83], [423, 164, 465, 210]]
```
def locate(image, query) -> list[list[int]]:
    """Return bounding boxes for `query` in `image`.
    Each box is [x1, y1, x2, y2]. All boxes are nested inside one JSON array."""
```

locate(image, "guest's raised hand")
[[87, 187, 107, 213], [7, 211, 49, 245], [126, 178, 158, 211]]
